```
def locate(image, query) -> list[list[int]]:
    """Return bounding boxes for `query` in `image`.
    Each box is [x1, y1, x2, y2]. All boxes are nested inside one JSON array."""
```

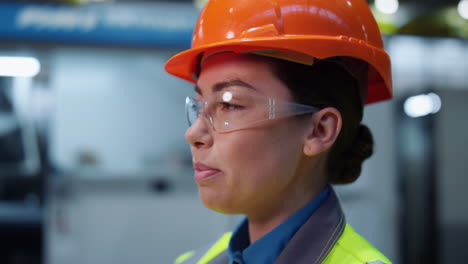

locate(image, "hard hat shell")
[[164, 0, 392, 104]]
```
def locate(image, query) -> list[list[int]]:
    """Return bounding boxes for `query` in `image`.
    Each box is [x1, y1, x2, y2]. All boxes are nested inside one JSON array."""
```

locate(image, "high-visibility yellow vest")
[[174, 224, 391, 264], [322, 224, 391, 264]]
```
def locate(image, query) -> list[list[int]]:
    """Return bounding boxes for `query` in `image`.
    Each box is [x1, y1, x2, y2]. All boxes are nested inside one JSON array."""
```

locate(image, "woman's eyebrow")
[[213, 79, 256, 92], [194, 79, 256, 95]]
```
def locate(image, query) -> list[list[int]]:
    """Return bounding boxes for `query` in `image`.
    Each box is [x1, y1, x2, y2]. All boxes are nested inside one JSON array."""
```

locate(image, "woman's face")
[[185, 52, 310, 216]]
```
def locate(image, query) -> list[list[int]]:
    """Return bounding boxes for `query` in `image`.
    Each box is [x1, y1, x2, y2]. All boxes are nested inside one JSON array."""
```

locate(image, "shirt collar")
[[228, 186, 330, 264]]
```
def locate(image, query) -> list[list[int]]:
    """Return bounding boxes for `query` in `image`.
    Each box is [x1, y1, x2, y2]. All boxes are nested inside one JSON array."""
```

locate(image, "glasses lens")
[[185, 91, 317, 133], [185, 97, 199, 126], [207, 91, 262, 132]]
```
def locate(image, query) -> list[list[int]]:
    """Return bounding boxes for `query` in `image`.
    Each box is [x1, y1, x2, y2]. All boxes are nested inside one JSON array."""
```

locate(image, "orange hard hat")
[[165, 0, 392, 104]]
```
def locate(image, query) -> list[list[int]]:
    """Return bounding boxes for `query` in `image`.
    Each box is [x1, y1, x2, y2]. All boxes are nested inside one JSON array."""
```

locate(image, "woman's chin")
[[198, 187, 241, 215]]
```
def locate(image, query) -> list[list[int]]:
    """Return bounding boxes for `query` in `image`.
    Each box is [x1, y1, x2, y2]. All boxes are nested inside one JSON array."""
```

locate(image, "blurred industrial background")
[[0, 0, 467, 263]]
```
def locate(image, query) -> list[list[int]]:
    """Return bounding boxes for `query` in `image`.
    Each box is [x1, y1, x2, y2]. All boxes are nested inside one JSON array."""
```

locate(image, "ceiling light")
[[375, 0, 399, 15], [404, 93, 442, 118], [458, 0, 468, 19], [0, 57, 40, 77]]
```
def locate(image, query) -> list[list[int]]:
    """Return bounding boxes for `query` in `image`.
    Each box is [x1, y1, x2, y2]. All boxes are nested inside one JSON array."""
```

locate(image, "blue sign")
[[0, 2, 198, 48]]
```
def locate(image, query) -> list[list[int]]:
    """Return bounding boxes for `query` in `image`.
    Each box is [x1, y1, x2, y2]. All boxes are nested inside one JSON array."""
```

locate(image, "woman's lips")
[[193, 162, 221, 182]]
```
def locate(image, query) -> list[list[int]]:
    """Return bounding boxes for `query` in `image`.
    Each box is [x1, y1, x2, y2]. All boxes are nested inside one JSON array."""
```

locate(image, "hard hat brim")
[[165, 35, 392, 104]]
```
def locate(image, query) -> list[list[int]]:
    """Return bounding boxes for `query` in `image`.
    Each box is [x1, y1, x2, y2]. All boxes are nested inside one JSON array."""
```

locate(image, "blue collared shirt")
[[227, 186, 330, 264]]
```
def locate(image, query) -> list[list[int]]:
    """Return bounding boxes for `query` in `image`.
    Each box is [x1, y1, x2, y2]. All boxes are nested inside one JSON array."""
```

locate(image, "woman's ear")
[[303, 107, 342, 156]]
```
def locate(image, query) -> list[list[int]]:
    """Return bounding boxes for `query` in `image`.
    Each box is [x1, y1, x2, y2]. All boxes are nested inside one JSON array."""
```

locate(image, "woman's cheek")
[[215, 135, 260, 178]]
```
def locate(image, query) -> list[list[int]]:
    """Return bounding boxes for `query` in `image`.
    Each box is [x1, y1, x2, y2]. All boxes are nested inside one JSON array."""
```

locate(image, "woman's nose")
[[185, 116, 213, 149]]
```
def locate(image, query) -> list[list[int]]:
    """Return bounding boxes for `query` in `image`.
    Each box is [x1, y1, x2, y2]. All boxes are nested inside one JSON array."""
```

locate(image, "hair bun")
[[330, 124, 374, 184]]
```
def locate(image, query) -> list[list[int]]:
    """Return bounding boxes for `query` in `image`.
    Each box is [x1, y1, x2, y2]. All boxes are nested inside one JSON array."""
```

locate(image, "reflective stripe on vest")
[[174, 232, 231, 264]]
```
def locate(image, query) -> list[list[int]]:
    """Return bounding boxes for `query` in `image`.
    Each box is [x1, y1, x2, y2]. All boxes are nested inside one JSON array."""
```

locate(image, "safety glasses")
[[185, 90, 318, 133]]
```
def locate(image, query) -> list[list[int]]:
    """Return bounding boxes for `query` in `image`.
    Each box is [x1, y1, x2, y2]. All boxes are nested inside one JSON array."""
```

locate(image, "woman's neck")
[[246, 182, 326, 244], [245, 154, 329, 244]]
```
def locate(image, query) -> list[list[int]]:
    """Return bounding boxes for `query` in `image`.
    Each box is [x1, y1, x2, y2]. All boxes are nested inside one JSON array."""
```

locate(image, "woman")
[[164, 0, 392, 263]]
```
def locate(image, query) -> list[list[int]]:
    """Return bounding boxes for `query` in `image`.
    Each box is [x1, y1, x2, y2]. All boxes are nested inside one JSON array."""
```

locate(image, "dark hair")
[[270, 57, 374, 184]]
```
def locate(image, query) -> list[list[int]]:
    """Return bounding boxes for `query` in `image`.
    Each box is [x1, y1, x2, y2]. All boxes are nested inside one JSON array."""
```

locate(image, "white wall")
[[49, 47, 191, 176], [46, 179, 232, 264]]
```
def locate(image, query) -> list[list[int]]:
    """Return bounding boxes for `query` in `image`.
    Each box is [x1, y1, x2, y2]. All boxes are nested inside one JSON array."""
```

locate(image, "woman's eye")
[[220, 102, 243, 111]]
